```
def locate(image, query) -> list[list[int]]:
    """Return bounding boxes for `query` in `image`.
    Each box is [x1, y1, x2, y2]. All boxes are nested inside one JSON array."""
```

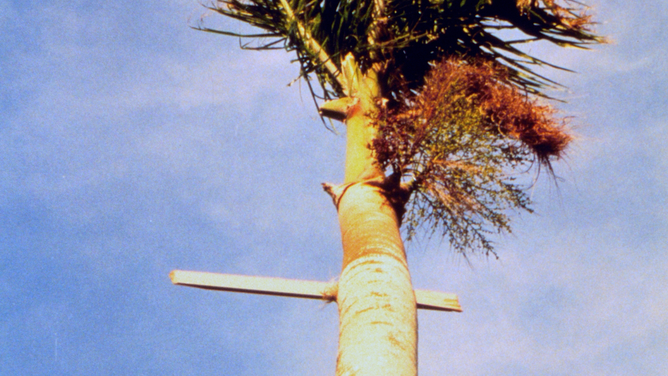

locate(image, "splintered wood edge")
[[170, 270, 461, 312], [414, 289, 462, 312]]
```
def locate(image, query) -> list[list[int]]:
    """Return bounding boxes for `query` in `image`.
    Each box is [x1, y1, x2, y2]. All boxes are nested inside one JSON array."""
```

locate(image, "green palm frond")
[[197, 0, 603, 100]]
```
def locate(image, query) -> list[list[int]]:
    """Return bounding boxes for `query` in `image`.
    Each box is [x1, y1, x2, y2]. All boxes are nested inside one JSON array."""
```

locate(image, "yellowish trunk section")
[[344, 110, 378, 183], [340, 56, 381, 184]]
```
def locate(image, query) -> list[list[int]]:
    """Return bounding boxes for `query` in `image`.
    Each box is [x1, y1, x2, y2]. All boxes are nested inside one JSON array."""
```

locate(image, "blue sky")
[[1, 0, 666, 375]]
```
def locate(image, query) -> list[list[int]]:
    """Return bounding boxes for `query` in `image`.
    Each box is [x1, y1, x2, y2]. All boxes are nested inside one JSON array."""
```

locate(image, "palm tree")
[[195, 1, 603, 374]]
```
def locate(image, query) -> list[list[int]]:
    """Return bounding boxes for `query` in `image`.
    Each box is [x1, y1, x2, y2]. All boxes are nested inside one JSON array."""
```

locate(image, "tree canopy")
[[198, 0, 604, 256], [199, 0, 602, 100]]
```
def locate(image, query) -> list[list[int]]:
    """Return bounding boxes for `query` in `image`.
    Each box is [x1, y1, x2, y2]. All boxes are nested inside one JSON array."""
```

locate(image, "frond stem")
[[278, 0, 345, 90]]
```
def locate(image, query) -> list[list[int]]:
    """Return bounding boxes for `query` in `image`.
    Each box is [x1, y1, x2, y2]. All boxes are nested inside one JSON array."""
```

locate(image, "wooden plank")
[[170, 270, 462, 312], [169, 270, 334, 300]]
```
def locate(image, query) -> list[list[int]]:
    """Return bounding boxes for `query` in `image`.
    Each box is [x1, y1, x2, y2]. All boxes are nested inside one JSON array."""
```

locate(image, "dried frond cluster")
[[443, 59, 573, 165], [373, 58, 573, 255]]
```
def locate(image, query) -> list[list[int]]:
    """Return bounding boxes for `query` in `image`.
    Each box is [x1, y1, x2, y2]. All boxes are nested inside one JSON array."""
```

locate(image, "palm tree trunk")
[[335, 181, 417, 376], [324, 59, 418, 376]]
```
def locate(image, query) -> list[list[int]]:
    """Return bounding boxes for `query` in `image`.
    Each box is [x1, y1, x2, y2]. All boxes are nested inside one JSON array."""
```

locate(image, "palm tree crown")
[[199, 0, 604, 255], [200, 0, 602, 100]]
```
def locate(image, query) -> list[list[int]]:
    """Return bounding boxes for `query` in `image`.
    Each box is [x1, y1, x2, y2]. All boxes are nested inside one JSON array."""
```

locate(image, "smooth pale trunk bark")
[[335, 181, 418, 376]]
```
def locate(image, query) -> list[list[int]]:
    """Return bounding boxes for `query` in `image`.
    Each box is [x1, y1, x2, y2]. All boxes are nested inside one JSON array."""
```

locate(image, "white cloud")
[[411, 205, 668, 374]]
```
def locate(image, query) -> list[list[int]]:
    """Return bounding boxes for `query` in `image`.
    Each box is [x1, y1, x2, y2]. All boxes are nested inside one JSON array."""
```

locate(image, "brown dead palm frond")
[[373, 58, 567, 254]]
